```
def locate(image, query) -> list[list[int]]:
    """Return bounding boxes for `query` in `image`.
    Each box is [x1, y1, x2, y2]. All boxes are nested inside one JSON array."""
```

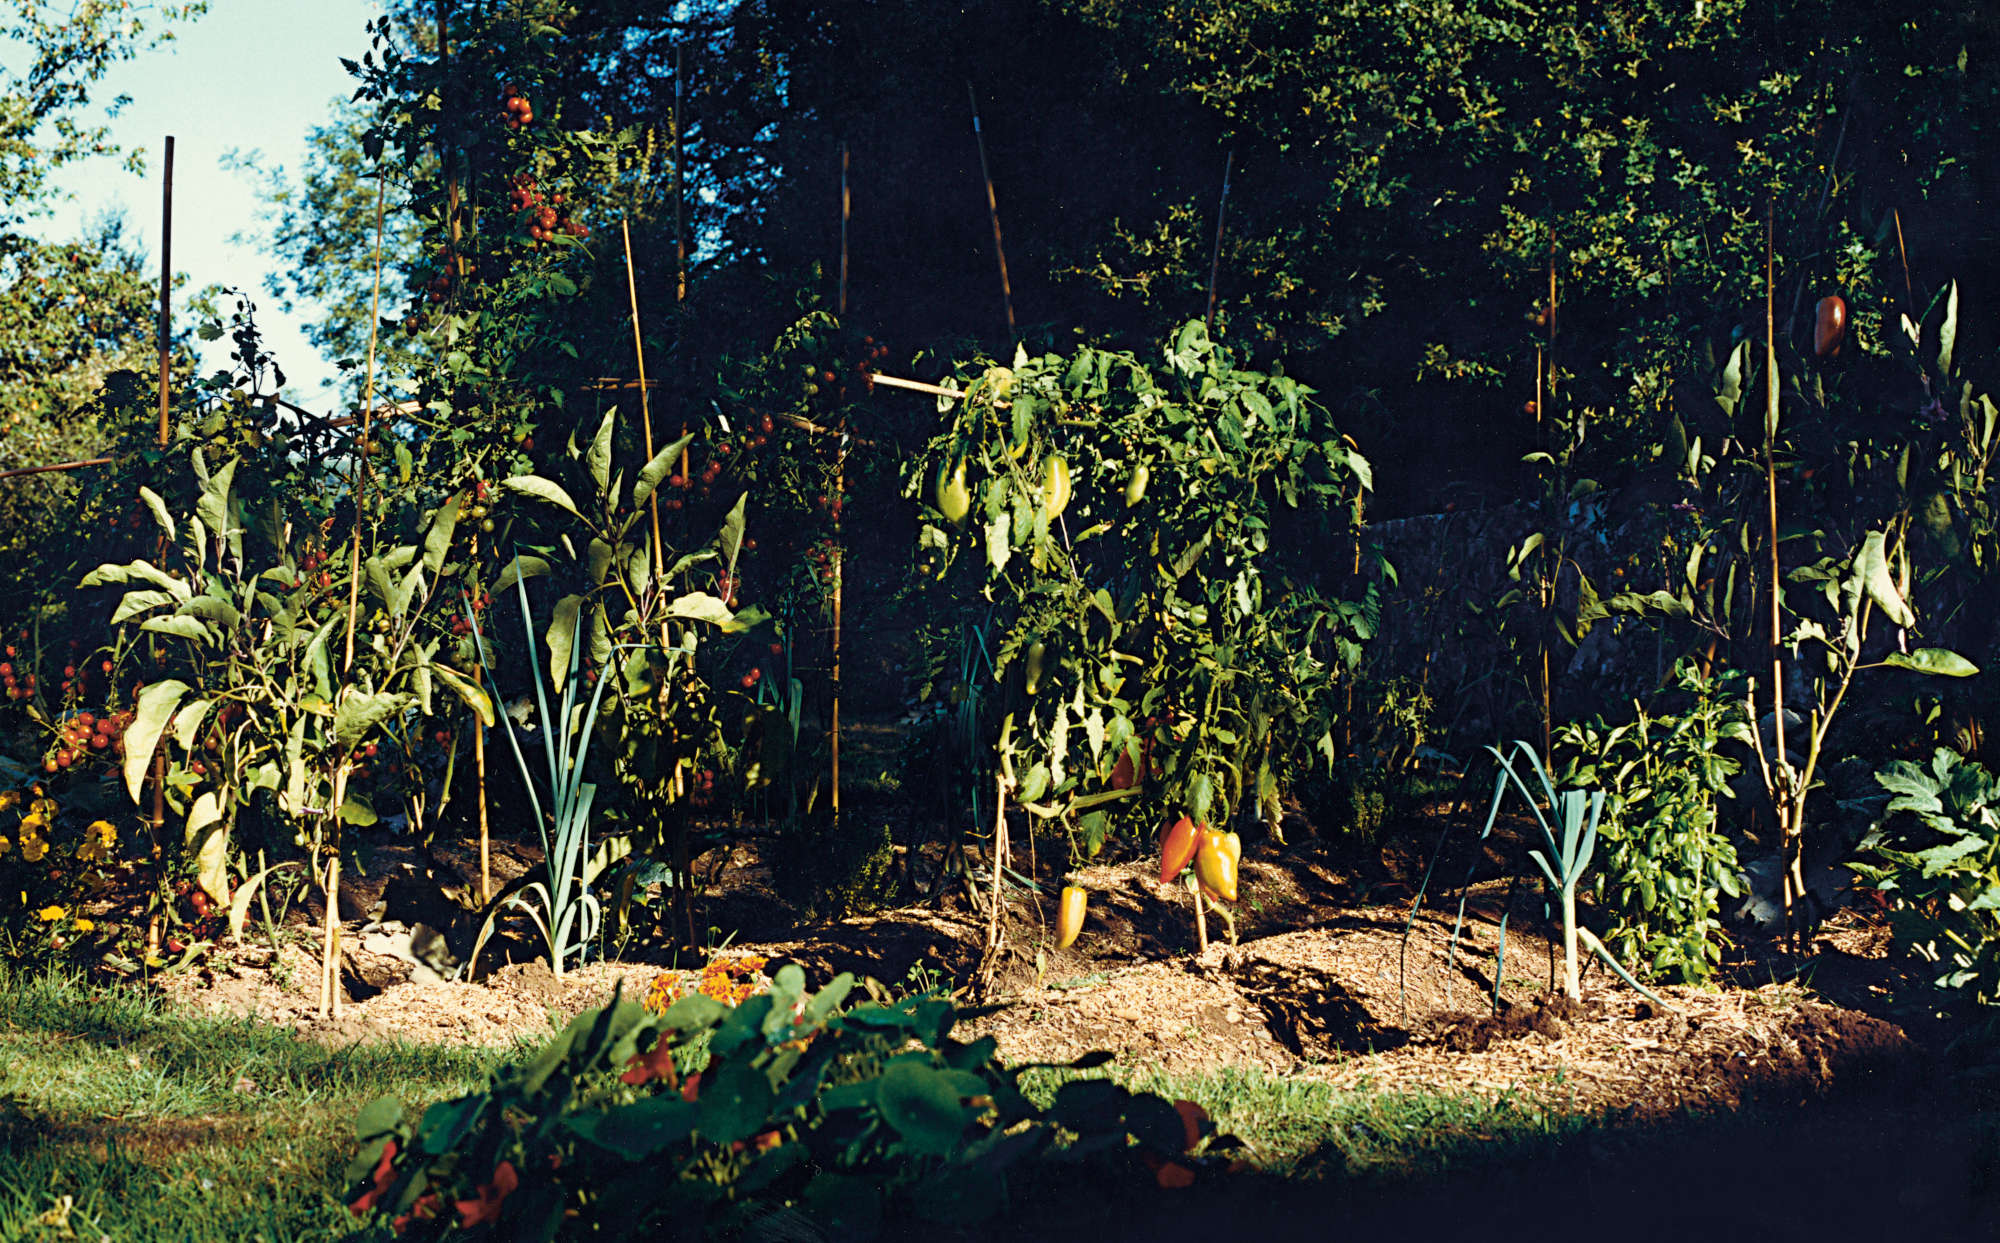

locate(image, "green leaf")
[[695, 1056, 777, 1148], [137, 487, 176, 541], [423, 495, 461, 577], [501, 475, 582, 519], [1855, 530, 1915, 628], [1880, 648, 1979, 678], [633, 433, 694, 509], [875, 1062, 973, 1157], [185, 791, 230, 903], [124, 680, 190, 802], [566, 1094, 697, 1160], [333, 691, 409, 752], [432, 664, 495, 726], [719, 493, 748, 564], [587, 406, 617, 501], [141, 615, 213, 643]]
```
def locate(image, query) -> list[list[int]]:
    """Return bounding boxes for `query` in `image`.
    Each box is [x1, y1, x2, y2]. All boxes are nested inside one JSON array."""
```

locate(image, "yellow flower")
[[19, 812, 45, 836], [28, 798, 55, 819], [73, 918, 93, 933], [20, 836, 46, 862], [0, 790, 18, 812], [0, 836, 9, 856], [77, 820, 116, 864], [35, 905, 65, 922]]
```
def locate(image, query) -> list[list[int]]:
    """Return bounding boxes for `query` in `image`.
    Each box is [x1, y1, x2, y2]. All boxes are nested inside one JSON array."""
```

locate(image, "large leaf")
[[333, 690, 410, 752], [423, 495, 461, 577], [79, 560, 191, 601], [123, 680, 190, 802], [719, 493, 749, 565], [1855, 530, 1915, 628], [587, 405, 617, 502], [1880, 648, 1979, 678], [137, 486, 176, 541], [184, 791, 230, 903], [874, 1062, 974, 1157], [141, 615, 214, 644], [432, 663, 496, 727], [633, 432, 695, 509], [502, 475, 583, 519]]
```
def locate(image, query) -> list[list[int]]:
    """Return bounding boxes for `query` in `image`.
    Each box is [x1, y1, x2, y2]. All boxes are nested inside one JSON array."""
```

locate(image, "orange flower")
[[391, 1193, 439, 1235], [348, 1139, 399, 1218], [620, 1034, 679, 1088], [453, 1160, 518, 1229]]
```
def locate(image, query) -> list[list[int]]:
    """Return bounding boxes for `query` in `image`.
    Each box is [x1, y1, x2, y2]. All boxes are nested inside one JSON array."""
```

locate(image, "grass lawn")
[[1, 968, 1988, 1242]]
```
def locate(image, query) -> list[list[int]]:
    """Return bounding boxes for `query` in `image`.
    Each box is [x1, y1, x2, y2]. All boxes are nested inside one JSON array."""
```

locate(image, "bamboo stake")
[[475, 706, 491, 904], [342, 176, 390, 674], [1204, 150, 1233, 335], [1893, 208, 1915, 313], [1763, 203, 1801, 951], [966, 82, 1015, 341], [838, 142, 850, 315], [674, 43, 686, 305], [986, 773, 1008, 952], [830, 438, 844, 825], [319, 852, 342, 1018], [623, 219, 665, 575], [148, 135, 175, 961], [868, 373, 963, 399], [1188, 873, 1208, 953], [0, 456, 112, 480]]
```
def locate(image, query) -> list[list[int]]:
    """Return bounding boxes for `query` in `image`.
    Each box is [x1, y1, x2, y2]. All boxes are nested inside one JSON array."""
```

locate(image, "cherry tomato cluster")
[[422, 242, 476, 303], [799, 335, 889, 405], [0, 637, 35, 702], [45, 708, 133, 772], [293, 549, 336, 594], [102, 504, 148, 530], [498, 85, 535, 130], [508, 174, 587, 244], [660, 419, 779, 511]]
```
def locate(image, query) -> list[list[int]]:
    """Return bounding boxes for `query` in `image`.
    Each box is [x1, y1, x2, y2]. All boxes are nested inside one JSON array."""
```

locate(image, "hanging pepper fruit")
[[1111, 748, 1137, 791], [1042, 455, 1071, 520], [1055, 884, 1087, 949], [935, 459, 972, 526], [1194, 829, 1238, 902], [1124, 462, 1150, 507], [1814, 295, 1847, 358], [1159, 814, 1200, 884], [1024, 641, 1047, 695]]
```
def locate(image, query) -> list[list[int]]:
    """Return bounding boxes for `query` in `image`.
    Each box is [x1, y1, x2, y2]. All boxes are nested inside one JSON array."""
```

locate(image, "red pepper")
[[1159, 815, 1199, 883], [1814, 295, 1847, 358]]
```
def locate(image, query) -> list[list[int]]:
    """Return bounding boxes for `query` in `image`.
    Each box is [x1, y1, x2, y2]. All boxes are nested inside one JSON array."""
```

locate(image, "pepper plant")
[[908, 321, 1376, 885]]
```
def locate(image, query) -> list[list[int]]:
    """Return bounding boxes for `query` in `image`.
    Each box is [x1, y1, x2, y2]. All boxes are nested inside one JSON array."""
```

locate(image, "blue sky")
[[28, 0, 383, 404]]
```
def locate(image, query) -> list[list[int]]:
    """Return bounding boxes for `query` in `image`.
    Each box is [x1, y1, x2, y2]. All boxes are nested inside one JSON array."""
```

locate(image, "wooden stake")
[[673, 43, 686, 305], [830, 441, 844, 824], [966, 82, 1015, 341], [1188, 873, 1208, 953], [1204, 150, 1233, 335], [475, 710, 491, 904], [148, 134, 175, 961], [0, 456, 112, 481], [986, 774, 1008, 952], [342, 175, 389, 674], [838, 142, 850, 315], [1763, 203, 1802, 951], [319, 851, 342, 1019], [623, 219, 665, 575], [1893, 208, 1915, 313]]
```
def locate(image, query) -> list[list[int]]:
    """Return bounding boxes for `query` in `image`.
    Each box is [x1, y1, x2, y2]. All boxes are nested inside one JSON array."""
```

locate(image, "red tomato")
[[1814, 295, 1847, 358]]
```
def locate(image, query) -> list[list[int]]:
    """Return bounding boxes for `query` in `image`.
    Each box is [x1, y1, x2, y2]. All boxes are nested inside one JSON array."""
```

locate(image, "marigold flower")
[[73, 918, 93, 933], [0, 836, 11, 856], [20, 836, 46, 862], [0, 790, 18, 811], [35, 905, 64, 922]]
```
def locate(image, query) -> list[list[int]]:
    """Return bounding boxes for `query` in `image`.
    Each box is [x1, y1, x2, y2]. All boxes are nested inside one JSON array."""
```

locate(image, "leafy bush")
[[1551, 662, 1748, 983], [1852, 748, 2000, 1008], [345, 965, 1227, 1240]]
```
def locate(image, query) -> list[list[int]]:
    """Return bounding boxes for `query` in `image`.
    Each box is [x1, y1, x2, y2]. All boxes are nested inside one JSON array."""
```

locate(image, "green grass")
[[1020, 1060, 1596, 1181], [0, 969, 528, 1243], [0, 969, 1614, 1241]]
